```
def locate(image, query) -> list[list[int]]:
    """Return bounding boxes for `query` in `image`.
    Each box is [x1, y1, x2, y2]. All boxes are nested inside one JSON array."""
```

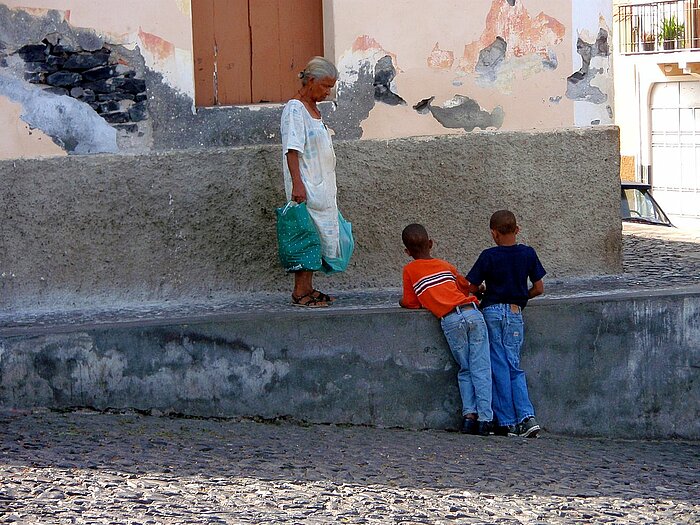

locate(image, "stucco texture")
[[0, 128, 621, 312]]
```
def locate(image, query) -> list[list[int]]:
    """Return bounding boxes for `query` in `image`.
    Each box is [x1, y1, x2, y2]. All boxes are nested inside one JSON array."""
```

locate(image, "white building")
[[614, 0, 700, 223]]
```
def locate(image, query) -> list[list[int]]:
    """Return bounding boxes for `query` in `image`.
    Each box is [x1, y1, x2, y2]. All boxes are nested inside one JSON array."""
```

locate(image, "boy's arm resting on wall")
[[399, 298, 421, 308], [528, 279, 544, 299], [400, 269, 422, 309], [453, 266, 474, 297], [466, 281, 484, 295]]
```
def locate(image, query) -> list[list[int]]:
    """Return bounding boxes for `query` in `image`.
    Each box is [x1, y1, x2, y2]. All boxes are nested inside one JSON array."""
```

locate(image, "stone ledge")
[[1, 288, 698, 439]]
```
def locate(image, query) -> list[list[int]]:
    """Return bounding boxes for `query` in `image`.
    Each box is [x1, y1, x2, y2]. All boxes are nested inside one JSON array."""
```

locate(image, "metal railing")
[[616, 0, 700, 53]]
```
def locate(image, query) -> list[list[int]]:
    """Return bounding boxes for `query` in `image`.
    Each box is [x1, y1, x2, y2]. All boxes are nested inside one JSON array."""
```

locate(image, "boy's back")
[[467, 243, 545, 309], [402, 258, 477, 318], [400, 223, 493, 435], [465, 210, 544, 438]]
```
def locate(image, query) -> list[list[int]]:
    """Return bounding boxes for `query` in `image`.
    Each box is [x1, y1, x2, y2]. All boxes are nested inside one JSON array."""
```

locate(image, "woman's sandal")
[[292, 292, 329, 308], [310, 289, 335, 302]]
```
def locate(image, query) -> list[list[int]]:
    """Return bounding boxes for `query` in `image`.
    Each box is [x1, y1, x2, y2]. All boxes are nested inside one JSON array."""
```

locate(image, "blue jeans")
[[482, 303, 535, 426], [440, 305, 493, 422]]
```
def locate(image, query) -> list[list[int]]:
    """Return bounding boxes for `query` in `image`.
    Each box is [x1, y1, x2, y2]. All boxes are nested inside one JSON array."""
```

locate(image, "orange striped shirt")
[[401, 258, 478, 318]]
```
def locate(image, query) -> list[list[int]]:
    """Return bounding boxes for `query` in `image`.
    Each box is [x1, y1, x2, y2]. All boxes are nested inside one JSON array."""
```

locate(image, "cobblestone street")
[[1, 225, 699, 524], [1, 410, 698, 525]]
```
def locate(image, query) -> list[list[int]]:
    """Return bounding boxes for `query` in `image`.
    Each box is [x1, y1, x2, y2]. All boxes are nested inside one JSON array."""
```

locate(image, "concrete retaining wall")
[[1, 288, 698, 439], [0, 128, 621, 312]]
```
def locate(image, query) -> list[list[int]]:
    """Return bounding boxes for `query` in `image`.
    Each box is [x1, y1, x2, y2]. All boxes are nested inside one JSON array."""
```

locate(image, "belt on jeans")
[[441, 303, 476, 320]]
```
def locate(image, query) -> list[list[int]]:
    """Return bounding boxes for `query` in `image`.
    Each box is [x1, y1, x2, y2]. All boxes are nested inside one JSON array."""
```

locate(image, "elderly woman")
[[281, 56, 340, 307]]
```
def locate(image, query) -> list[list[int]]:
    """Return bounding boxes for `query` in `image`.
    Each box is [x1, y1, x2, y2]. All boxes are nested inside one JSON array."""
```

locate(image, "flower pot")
[[663, 40, 676, 50], [643, 41, 655, 51]]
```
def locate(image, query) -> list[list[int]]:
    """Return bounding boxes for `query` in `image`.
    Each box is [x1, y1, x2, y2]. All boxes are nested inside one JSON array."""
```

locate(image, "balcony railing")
[[616, 0, 700, 53]]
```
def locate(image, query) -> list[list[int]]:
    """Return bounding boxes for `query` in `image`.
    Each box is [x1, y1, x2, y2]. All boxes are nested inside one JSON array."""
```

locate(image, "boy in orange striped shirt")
[[400, 223, 493, 435]]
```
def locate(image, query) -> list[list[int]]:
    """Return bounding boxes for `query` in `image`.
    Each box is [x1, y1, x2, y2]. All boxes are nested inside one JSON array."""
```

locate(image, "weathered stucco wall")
[[0, 128, 621, 313], [2, 288, 698, 439], [0, 0, 613, 160]]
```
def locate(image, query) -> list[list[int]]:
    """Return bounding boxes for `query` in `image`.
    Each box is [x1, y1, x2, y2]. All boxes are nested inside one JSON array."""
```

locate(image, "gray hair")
[[299, 56, 338, 85]]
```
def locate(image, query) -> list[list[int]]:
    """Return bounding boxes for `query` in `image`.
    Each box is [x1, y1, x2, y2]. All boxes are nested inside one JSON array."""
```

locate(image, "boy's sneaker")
[[517, 417, 541, 438], [477, 421, 494, 436], [461, 417, 479, 435], [493, 424, 518, 437]]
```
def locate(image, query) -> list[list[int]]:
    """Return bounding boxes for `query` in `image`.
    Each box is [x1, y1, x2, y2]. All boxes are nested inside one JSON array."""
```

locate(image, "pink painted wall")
[[0, 0, 613, 159]]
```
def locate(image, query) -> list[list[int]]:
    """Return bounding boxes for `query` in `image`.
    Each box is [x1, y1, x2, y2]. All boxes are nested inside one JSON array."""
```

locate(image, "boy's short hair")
[[402, 223, 429, 253], [489, 210, 518, 234]]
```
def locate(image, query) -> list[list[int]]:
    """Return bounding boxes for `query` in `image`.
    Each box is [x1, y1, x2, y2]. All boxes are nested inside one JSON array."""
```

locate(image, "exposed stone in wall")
[[0, 5, 151, 154], [566, 28, 611, 104]]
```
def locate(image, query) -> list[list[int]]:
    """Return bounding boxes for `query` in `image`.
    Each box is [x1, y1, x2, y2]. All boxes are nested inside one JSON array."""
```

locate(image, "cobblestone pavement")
[[1, 410, 698, 525]]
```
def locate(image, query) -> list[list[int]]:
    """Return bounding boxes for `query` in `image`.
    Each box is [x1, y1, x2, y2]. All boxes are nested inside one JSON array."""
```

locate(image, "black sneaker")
[[461, 417, 479, 435], [477, 421, 494, 436], [518, 417, 541, 438], [493, 424, 518, 437]]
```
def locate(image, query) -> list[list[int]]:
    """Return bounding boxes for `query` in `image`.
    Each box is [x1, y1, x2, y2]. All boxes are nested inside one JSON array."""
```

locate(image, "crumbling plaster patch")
[[413, 95, 504, 132], [458, 0, 565, 88], [566, 28, 611, 104], [2, 1, 193, 98], [0, 69, 117, 154], [0, 5, 156, 154], [427, 43, 454, 70], [374, 55, 405, 106], [0, 94, 65, 159]]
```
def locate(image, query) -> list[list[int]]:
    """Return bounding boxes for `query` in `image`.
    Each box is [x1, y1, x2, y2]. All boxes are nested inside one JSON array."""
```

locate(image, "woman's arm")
[[286, 150, 306, 203]]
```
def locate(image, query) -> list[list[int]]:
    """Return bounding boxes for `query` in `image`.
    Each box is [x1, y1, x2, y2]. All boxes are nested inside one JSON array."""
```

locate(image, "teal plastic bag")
[[321, 211, 354, 274], [276, 202, 322, 272]]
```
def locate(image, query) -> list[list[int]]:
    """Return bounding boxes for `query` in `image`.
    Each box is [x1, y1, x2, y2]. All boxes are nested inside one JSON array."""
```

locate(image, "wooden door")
[[192, 0, 324, 106]]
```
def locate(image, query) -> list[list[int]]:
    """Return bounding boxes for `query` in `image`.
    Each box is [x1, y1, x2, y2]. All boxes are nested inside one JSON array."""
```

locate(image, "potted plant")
[[643, 32, 656, 51], [659, 15, 684, 50]]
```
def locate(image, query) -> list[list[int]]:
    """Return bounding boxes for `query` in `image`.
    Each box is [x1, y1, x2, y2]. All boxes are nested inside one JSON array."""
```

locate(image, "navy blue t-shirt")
[[466, 244, 546, 309]]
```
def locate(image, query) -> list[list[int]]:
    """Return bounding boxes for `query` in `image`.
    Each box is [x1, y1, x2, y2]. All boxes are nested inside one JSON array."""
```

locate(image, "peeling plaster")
[[427, 42, 454, 70], [333, 35, 402, 139], [0, 70, 117, 154], [373, 55, 405, 106], [475, 37, 507, 83], [146, 63, 372, 147], [456, 1, 565, 93], [0, 94, 65, 159], [0, 5, 153, 154], [566, 28, 610, 104], [414, 94, 504, 131]]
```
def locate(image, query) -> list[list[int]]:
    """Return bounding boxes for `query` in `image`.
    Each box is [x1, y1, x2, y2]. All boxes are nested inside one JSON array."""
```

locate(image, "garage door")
[[650, 81, 700, 219]]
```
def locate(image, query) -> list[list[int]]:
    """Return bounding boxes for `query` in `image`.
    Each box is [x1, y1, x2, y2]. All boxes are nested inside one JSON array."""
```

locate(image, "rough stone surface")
[[0, 410, 698, 524], [0, 128, 621, 312]]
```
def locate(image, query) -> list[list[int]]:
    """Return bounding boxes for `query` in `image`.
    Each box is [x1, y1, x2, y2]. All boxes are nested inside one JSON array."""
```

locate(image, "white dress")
[[281, 99, 340, 259]]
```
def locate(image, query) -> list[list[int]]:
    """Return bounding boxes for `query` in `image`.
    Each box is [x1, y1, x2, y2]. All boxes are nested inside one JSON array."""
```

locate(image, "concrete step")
[[2, 285, 699, 440]]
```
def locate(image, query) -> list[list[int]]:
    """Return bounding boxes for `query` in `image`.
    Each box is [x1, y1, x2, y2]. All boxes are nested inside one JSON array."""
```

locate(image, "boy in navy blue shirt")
[[466, 210, 546, 437]]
